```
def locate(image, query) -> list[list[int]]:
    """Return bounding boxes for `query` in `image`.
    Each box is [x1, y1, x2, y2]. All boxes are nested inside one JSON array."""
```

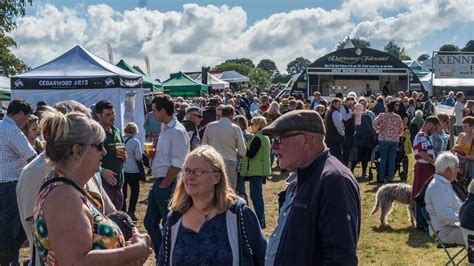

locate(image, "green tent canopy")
[[162, 72, 208, 97], [0, 76, 10, 101], [116, 59, 162, 92]]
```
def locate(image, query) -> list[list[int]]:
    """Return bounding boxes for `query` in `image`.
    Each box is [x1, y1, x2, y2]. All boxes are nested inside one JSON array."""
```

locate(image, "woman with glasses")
[[33, 110, 152, 265], [158, 145, 266, 266], [241, 116, 271, 229]]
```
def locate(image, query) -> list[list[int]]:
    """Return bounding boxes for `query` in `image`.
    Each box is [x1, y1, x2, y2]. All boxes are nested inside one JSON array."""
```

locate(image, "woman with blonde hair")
[[22, 114, 42, 154], [241, 116, 271, 228], [33, 110, 151, 265], [158, 145, 266, 266]]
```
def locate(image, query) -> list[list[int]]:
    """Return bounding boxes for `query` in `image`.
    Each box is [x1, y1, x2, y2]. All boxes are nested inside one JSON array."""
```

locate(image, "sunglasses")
[[273, 132, 305, 145], [91, 142, 105, 151], [192, 113, 203, 119]]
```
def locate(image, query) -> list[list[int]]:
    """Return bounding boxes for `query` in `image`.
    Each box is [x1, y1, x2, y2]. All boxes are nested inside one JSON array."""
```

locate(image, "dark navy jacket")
[[275, 150, 361, 266], [158, 200, 266, 266]]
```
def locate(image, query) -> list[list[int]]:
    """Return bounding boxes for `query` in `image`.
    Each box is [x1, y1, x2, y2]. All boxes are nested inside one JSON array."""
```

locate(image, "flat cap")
[[261, 110, 325, 136]]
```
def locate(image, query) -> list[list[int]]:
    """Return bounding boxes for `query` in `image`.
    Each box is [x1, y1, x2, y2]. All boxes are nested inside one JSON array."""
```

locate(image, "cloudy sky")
[[10, 0, 474, 80]]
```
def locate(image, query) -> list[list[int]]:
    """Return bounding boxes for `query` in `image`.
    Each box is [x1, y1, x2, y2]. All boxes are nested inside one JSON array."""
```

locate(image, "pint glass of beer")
[[115, 143, 125, 160], [144, 141, 155, 157]]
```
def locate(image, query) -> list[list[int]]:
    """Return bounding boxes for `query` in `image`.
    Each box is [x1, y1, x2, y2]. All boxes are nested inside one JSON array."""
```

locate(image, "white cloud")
[[10, 1, 474, 80], [349, 0, 474, 49]]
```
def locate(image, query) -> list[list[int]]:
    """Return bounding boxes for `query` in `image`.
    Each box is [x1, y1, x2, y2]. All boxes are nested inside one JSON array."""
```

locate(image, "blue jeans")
[[248, 176, 265, 228], [144, 179, 176, 259], [378, 141, 398, 182], [235, 174, 248, 204], [0, 182, 24, 266], [328, 143, 343, 162]]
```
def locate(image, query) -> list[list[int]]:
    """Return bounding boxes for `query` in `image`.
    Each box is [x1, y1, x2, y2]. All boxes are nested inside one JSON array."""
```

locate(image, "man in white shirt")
[[454, 91, 468, 136], [424, 152, 464, 244], [0, 100, 37, 265], [202, 105, 246, 189], [145, 95, 189, 258]]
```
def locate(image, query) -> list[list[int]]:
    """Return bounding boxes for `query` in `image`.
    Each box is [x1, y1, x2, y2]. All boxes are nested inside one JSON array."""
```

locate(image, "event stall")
[[215, 70, 250, 83], [187, 72, 229, 91], [293, 47, 424, 97], [162, 72, 208, 96], [116, 59, 162, 92], [0, 76, 10, 102], [11, 45, 146, 141]]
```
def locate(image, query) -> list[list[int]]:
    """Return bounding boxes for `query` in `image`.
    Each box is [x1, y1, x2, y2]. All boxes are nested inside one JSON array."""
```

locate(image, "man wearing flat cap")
[[263, 110, 360, 266]]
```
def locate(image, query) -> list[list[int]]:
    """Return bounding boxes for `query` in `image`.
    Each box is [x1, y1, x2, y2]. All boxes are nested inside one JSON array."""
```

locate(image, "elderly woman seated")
[[424, 152, 465, 244]]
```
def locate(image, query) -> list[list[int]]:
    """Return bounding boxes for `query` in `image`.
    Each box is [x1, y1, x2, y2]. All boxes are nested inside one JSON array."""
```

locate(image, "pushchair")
[[368, 136, 408, 182]]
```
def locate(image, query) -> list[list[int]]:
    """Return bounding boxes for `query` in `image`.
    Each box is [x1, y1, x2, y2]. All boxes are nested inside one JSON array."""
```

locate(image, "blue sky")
[[13, 0, 474, 78]]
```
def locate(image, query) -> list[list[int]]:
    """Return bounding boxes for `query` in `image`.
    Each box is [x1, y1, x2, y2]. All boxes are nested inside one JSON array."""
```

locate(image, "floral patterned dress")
[[33, 173, 125, 265]]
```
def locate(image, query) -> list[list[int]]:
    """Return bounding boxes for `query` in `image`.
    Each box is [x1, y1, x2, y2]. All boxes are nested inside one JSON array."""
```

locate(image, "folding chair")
[[421, 207, 467, 265], [460, 227, 474, 265]]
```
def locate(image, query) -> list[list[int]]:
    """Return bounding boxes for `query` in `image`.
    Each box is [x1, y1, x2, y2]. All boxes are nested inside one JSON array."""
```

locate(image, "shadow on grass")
[[406, 228, 433, 248], [372, 225, 412, 234], [371, 225, 432, 248]]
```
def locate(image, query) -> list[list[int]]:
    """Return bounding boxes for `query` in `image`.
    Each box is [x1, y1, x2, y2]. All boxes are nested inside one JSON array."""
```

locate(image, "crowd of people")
[[0, 84, 474, 265]]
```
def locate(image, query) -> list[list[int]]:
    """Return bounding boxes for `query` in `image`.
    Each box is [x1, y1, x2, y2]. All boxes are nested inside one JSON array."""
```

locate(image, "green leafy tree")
[[417, 54, 430, 62], [212, 61, 252, 77], [0, 35, 29, 75], [462, 40, 474, 52], [271, 72, 292, 84], [0, 0, 32, 75], [256, 59, 279, 76], [336, 38, 371, 50], [286, 57, 311, 76], [248, 68, 271, 89], [439, 44, 459, 51], [384, 40, 401, 58], [400, 55, 411, 60], [224, 58, 255, 69]]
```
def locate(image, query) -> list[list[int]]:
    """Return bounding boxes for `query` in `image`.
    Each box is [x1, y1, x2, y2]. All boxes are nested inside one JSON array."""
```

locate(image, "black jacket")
[[275, 150, 361, 266]]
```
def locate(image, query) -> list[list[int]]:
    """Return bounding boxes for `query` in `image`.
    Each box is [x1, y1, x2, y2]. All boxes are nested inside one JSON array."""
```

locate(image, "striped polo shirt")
[[413, 130, 436, 164]]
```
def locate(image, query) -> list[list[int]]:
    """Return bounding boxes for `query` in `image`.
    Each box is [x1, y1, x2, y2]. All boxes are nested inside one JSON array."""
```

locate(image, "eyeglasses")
[[192, 113, 203, 119], [183, 168, 218, 177], [91, 142, 105, 151], [273, 132, 305, 145]]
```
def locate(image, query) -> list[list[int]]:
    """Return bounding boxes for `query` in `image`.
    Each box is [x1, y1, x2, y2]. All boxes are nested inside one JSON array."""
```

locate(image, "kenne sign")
[[434, 53, 474, 79]]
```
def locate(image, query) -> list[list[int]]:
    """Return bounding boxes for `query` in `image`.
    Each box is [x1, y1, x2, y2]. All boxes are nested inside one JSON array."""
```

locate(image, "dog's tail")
[[371, 193, 380, 215]]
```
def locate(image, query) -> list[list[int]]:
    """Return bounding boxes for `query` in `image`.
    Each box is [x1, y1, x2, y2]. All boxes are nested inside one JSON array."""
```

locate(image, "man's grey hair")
[[435, 152, 459, 176], [415, 110, 423, 118]]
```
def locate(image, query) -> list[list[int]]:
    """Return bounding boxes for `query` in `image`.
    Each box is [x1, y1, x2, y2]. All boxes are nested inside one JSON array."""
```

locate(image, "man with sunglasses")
[[182, 107, 202, 151], [262, 110, 360, 266]]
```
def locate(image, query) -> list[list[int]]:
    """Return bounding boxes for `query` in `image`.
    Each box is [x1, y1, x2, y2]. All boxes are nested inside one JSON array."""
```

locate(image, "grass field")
[[21, 155, 455, 265]]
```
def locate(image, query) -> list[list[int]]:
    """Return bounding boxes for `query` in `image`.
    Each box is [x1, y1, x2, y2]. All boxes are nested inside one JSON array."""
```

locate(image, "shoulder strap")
[[39, 176, 100, 210], [124, 136, 132, 145], [40, 177, 86, 195]]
